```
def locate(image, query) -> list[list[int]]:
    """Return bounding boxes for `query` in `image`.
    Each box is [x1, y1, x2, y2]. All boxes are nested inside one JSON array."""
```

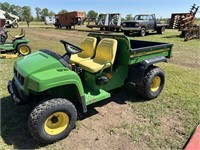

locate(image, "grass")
[[0, 25, 200, 149]]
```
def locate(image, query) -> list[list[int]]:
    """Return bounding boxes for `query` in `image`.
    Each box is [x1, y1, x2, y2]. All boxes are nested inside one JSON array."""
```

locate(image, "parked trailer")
[[54, 11, 86, 29], [44, 16, 55, 25], [87, 13, 122, 31]]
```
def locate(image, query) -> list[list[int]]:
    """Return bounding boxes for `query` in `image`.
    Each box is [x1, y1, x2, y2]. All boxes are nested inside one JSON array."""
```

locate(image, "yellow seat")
[[70, 37, 97, 64], [79, 38, 118, 73], [14, 28, 25, 39]]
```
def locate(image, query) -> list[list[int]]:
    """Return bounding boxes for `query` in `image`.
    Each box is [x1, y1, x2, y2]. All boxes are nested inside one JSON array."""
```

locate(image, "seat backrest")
[[14, 28, 25, 39], [93, 38, 118, 64], [78, 37, 97, 58]]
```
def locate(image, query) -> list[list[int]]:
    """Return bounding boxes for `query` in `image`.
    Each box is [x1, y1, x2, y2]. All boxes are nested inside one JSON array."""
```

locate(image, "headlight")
[[122, 23, 126, 27], [135, 22, 140, 27], [28, 78, 39, 91]]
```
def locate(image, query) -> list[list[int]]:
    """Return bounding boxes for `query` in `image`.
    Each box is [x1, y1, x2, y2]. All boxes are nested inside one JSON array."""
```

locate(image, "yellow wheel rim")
[[151, 76, 161, 92], [44, 112, 69, 136], [19, 46, 29, 55]]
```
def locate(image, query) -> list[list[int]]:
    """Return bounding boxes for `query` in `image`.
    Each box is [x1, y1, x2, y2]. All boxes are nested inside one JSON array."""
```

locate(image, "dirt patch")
[[42, 101, 151, 150], [160, 110, 186, 136]]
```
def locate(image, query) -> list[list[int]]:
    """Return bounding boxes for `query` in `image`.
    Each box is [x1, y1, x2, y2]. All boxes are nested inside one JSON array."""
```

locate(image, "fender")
[[127, 56, 167, 84], [140, 56, 167, 69], [13, 39, 29, 49], [28, 68, 85, 97]]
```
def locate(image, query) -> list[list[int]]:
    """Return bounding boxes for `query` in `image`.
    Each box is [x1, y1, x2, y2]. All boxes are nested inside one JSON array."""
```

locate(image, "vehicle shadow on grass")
[[162, 35, 180, 38], [79, 84, 147, 120], [0, 96, 45, 149], [1, 85, 146, 149], [127, 32, 163, 37]]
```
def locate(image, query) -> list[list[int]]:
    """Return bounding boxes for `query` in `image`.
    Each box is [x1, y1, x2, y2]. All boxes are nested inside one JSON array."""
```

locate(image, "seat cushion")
[[79, 59, 107, 73], [70, 54, 90, 64], [70, 37, 97, 64], [79, 38, 118, 73]]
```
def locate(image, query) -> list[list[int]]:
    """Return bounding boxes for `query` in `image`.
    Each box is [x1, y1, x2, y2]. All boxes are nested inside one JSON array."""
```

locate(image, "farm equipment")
[[8, 33, 173, 144], [54, 11, 86, 29], [87, 13, 122, 31], [0, 9, 19, 28], [171, 4, 200, 41], [0, 28, 31, 58]]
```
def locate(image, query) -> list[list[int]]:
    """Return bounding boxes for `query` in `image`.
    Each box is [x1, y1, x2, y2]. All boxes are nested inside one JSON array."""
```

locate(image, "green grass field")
[[0, 25, 199, 150]]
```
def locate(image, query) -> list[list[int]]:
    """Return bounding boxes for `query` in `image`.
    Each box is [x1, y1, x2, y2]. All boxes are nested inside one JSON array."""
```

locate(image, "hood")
[[15, 50, 64, 77], [123, 20, 147, 23]]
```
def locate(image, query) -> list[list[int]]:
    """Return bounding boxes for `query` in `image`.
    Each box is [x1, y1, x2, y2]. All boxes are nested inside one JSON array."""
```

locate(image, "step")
[[85, 89, 111, 106]]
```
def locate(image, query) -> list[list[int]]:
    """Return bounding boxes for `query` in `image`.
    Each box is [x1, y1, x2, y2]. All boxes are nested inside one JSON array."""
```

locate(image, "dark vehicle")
[[121, 14, 169, 36]]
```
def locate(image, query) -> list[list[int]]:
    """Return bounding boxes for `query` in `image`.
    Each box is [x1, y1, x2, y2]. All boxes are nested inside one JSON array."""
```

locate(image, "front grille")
[[125, 22, 135, 27], [14, 68, 24, 85]]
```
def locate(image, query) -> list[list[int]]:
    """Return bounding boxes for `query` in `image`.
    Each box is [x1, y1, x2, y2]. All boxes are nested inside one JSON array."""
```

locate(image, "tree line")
[[0, 2, 136, 22], [0, 2, 65, 21]]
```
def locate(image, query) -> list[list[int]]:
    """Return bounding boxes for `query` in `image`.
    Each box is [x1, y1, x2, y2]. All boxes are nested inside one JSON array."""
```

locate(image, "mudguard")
[[28, 68, 85, 97], [13, 39, 29, 49]]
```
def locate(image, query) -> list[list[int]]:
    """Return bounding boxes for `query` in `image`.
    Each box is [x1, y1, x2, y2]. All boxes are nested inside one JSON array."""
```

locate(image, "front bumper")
[[121, 27, 141, 31], [8, 80, 21, 103], [8, 80, 28, 104]]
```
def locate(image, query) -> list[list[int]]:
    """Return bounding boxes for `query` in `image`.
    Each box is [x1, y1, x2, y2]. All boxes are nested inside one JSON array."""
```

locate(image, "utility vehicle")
[[8, 33, 173, 144], [0, 28, 31, 58]]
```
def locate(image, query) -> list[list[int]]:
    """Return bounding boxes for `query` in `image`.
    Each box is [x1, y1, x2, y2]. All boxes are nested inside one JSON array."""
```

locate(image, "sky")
[[2, 0, 200, 18]]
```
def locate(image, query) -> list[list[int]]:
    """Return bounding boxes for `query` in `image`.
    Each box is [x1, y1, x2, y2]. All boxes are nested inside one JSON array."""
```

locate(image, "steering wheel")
[[60, 40, 83, 56]]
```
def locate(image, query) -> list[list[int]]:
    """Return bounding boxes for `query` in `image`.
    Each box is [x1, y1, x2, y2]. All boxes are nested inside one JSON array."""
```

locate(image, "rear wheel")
[[17, 43, 31, 56], [136, 66, 165, 99], [157, 27, 165, 34], [28, 98, 77, 144]]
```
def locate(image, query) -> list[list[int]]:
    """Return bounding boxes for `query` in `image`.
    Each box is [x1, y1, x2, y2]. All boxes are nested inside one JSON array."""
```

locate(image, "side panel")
[[129, 42, 173, 65]]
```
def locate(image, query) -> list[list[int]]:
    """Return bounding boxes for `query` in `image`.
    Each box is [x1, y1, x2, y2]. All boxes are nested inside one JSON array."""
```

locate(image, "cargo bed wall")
[[129, 40, 173, 65]]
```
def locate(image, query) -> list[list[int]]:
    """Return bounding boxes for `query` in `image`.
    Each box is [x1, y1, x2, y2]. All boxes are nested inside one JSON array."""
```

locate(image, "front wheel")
[[140, 27, 146, 36], [136, 66, 165, 99], [28, 98, 77, 144], [17, 43, 31, 56], [124, 31, 130, 36], [12, 23, 19, 28]]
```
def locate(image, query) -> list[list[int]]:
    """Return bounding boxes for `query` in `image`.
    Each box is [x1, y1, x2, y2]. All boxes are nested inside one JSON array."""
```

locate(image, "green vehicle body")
[[8, 33, 173, 143], [0, 29, 31, 57], [0, 39, 29, 51], [9, 33, 172, 113]]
